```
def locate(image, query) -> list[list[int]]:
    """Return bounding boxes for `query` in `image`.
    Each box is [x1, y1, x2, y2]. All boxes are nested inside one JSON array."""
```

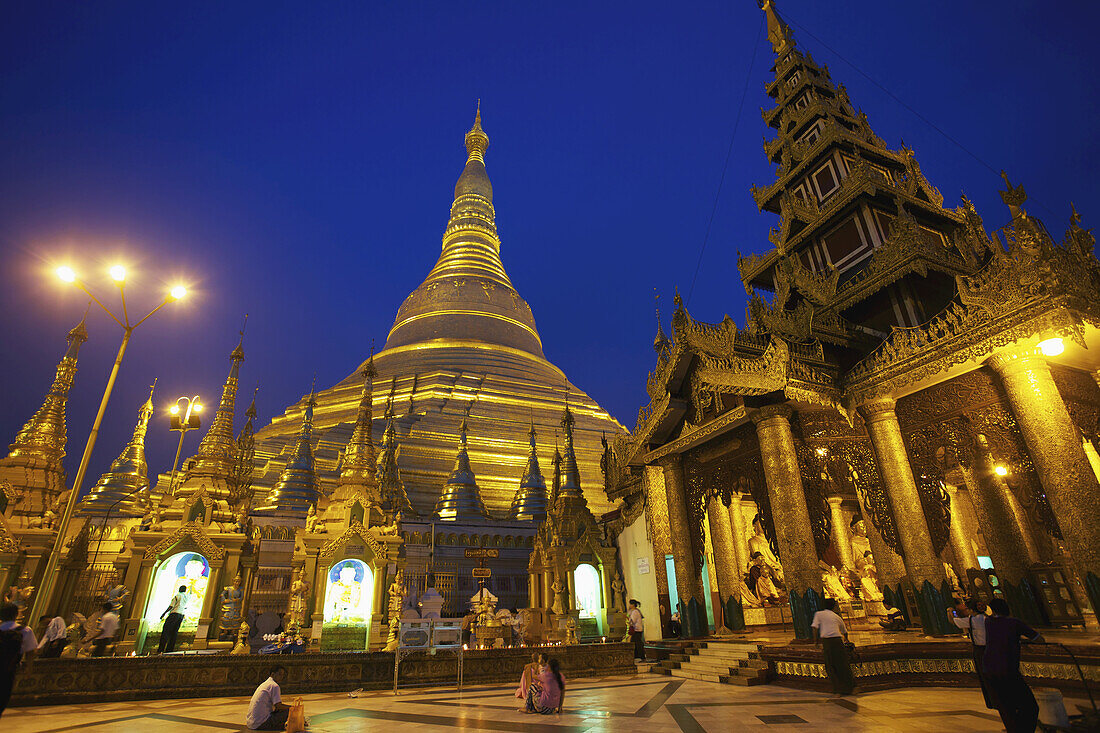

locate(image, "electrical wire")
[[685, 12, 765, 307]]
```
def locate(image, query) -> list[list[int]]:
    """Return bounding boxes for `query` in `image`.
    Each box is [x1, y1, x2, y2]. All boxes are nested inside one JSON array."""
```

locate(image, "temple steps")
[[650, 640, 771, 686]]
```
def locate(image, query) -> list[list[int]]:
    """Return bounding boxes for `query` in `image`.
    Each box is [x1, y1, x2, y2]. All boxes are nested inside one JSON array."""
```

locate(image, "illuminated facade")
[[605, 0, 1100, 639]]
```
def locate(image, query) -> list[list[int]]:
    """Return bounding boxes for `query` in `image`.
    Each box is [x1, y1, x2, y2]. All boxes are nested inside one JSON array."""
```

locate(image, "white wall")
[[615, 511, 661, 640]]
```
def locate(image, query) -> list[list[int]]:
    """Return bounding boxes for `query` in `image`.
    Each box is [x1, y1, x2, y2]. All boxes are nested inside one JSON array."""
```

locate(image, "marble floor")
[[4, 674, 1092, 732]]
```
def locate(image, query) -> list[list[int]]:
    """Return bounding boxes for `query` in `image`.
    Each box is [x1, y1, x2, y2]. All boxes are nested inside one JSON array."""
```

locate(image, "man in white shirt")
[[0, 602, 39, 716], [246, 665, 291, 730], [158, 585, 190, 654], [949, 598, 993, 709], [92, 602, 119, 657], [811, 598, 854, 695]]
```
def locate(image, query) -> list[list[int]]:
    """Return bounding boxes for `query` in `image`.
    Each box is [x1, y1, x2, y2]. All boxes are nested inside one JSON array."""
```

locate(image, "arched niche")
[[323, 558, 374, 625], [143, 551, 210, 631]]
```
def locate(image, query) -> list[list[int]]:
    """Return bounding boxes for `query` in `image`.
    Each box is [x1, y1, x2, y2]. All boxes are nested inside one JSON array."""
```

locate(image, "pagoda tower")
[[251, 107, 625, 520], [377, 399, 413, 519], [78, 381, 157, 517], [433, 409, 490, 521], [506, 424, 548, 522], [0, 315, 88, 528]]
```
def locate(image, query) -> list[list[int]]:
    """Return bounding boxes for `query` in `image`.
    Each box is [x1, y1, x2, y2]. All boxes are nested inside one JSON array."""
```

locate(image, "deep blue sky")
[[2, 1, 1098, 491]]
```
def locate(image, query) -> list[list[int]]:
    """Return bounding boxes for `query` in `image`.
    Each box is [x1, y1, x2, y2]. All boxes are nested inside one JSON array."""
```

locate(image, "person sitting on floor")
[[878, 605, 907, 632], [516, 652, 547, 704], [525, 657, 565, 714], [246, 665, 291, 730]]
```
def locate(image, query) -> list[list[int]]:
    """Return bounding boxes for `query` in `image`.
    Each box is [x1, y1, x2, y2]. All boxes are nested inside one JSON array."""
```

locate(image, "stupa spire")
[[377, 405, 413, 518], [6, 313, 88, 467], [384, 105, 546, 358], [342, 350, 378, 478], [184, 322, 246, 486], [761, 0, 795, 54], [80, 380, 157, 516], [433, 406, 490, 521], [557, 403, 586, 504], [507, 422, 548, 522], [255, 382, 320, 518]]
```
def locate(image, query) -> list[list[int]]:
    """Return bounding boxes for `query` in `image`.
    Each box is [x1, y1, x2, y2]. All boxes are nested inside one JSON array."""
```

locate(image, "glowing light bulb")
[[193, 403, 203, 413], [56, 266, 76, 283], [109, 265, 127, 283], [1038, 338, 1064, 356], [170, 405, 180, 415], [170, 285, 187, 300], [994, 465, 1008, 477]]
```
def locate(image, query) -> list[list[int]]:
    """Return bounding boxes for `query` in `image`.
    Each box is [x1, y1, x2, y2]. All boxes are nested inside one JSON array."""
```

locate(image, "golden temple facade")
[[605, 0, 1100, 640]]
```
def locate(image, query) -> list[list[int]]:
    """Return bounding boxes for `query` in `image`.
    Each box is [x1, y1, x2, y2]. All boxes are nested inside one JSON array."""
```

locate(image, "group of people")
[[811, 595, 1047, 733], [514, 652, 565, 715]]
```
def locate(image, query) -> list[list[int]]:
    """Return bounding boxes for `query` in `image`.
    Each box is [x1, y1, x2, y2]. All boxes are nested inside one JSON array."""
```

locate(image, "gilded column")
[[727, 493, 749, 577], [541, 569, 553, 611], [658, 455, 707, 636], [944, 485, 980, 574], [859, 398, 951, 634], [827, 497, 854, 572], [959, 434, 1043, 624], [707, 498, 739, 603], [990, 348, 1100, 621], [752, 404, 822, 639]]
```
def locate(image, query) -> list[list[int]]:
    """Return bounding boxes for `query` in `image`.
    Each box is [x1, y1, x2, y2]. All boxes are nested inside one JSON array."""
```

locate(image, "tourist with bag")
[[246, 665, 292, 730], [949, 598, 994, 709], [0, 602, 38, 717]]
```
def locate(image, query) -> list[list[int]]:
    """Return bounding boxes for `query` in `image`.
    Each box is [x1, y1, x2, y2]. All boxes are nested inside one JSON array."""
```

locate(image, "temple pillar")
[[751, 404, 822, 639], [827, 497, 854, 572], [959, 434, 1044, 624], [859, 398, 951, 634], [707, 497, 740, 607], [727, 493, 749, 577], [863, 514, 906, 588], [990, 348, 1100, 621], [944, 485, 980, 574], [528, 573, 537, 609], [541, 569, 553, 611], [658, 454, 707, 636]]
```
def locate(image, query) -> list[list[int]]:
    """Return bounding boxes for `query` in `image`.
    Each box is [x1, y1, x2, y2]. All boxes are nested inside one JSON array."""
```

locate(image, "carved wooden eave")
[[844, 220, 1100, 405], [142, 521, 225, 563], [317, 520, 386, 563], [643, 404, 749, 464]]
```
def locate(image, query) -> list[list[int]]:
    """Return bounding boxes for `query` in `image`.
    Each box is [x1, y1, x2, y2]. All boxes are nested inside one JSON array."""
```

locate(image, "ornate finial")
[[231, 314, 248, 362], [653, 290, 671, 355], [364, 341, 377, 383], [760, 0, 795, 54], [142, 378, 157, 415], [1070, 202, 1082, 228], [246, 386, 258, 420], [464, 102, 489, 163], [999, 171, 1028, 218]]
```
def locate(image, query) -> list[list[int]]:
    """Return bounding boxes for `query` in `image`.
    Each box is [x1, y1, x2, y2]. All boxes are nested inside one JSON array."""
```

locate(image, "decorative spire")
[[183, 323, 246, 486], [342, 349, 378, 478], [383, 106, 547, 359], [653, 292, 671, 355], [557, 403, 586, 503], [228, 386, 259, 510], [79, 381, 157, 516], [507, 422, 548, 522], [5, 313, 88, 467], [761, 0, 795, 54], [549, 442, 563, 508], [255, 382, 321, 519], [433, 405, 490, 521], [377, 405, 413, 518]]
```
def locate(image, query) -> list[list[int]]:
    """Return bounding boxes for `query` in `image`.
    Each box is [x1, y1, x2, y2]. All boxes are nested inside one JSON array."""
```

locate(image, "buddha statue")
[[820, 561, 850, 601], [851, 516, 873, 571], [747, 514, 784, 583], [860, 559, 884, 601], [218, 573, 245, 638], [326, 563, 362, 622]]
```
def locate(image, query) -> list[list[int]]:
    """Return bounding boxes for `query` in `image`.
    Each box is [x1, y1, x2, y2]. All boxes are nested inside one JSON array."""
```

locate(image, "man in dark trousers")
[[812, 598, 854, 695], [983, 598, 1043, 732], [158, 585, 189, 654], [0, 602, 38, 717]]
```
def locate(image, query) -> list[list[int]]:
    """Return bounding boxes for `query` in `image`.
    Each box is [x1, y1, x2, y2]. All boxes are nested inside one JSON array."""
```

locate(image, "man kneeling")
[[247, 665, 290, 730]]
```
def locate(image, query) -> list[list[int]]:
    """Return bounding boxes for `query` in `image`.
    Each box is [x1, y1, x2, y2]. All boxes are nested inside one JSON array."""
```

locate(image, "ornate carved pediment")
[[318, 520, 385, 563], [694, 337, 789, 395], [748, 292, 813, 341], [142, 521, 225, 562]]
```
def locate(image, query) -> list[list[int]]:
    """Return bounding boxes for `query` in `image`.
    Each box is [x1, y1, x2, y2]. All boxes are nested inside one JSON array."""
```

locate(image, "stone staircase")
[[651, 640, 771, 686]]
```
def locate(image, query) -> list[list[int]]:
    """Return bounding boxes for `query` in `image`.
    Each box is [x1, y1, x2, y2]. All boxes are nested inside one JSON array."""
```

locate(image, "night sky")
[[2, 1, 1098, 493]]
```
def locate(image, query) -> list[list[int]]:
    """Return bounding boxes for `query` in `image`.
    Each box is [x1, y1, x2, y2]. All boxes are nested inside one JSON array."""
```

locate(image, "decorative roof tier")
[[433, 409, 490, 521], [506, 424, 548, 522], [254, 386, 321, 519], [377, 399, 413, 518], [79, 382, 156, 517]]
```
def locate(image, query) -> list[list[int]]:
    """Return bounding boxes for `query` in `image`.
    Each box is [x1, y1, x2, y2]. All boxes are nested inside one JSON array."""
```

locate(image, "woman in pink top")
[[524, 658, 564, 714], [515, 652, 547, 701]]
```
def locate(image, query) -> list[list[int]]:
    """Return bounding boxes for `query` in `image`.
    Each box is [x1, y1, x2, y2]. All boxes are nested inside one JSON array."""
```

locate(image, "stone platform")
[[11, 642, 634, 707]]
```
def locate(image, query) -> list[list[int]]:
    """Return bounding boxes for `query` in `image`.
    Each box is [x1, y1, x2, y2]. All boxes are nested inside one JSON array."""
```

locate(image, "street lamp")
[[29, 264, 189, 623], [167, 396, 203, 498]]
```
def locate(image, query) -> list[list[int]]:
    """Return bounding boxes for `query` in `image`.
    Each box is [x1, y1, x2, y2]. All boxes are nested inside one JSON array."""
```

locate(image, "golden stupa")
[[251, 107, 623, 518]]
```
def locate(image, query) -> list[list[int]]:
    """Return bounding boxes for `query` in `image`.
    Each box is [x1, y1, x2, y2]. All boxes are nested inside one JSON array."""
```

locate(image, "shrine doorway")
[[321, 559, 374, 651], [573, 562, 604, 635], [142, 552, 210, 649]]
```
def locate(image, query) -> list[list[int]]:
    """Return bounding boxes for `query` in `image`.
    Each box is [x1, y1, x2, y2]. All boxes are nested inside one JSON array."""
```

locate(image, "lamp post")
[[167, 396, 203, 498], [28, 265, 188, 624]]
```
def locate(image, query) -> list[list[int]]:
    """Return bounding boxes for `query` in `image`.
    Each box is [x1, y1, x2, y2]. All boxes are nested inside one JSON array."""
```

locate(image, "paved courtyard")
[[7, 673, 1092, 732]]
